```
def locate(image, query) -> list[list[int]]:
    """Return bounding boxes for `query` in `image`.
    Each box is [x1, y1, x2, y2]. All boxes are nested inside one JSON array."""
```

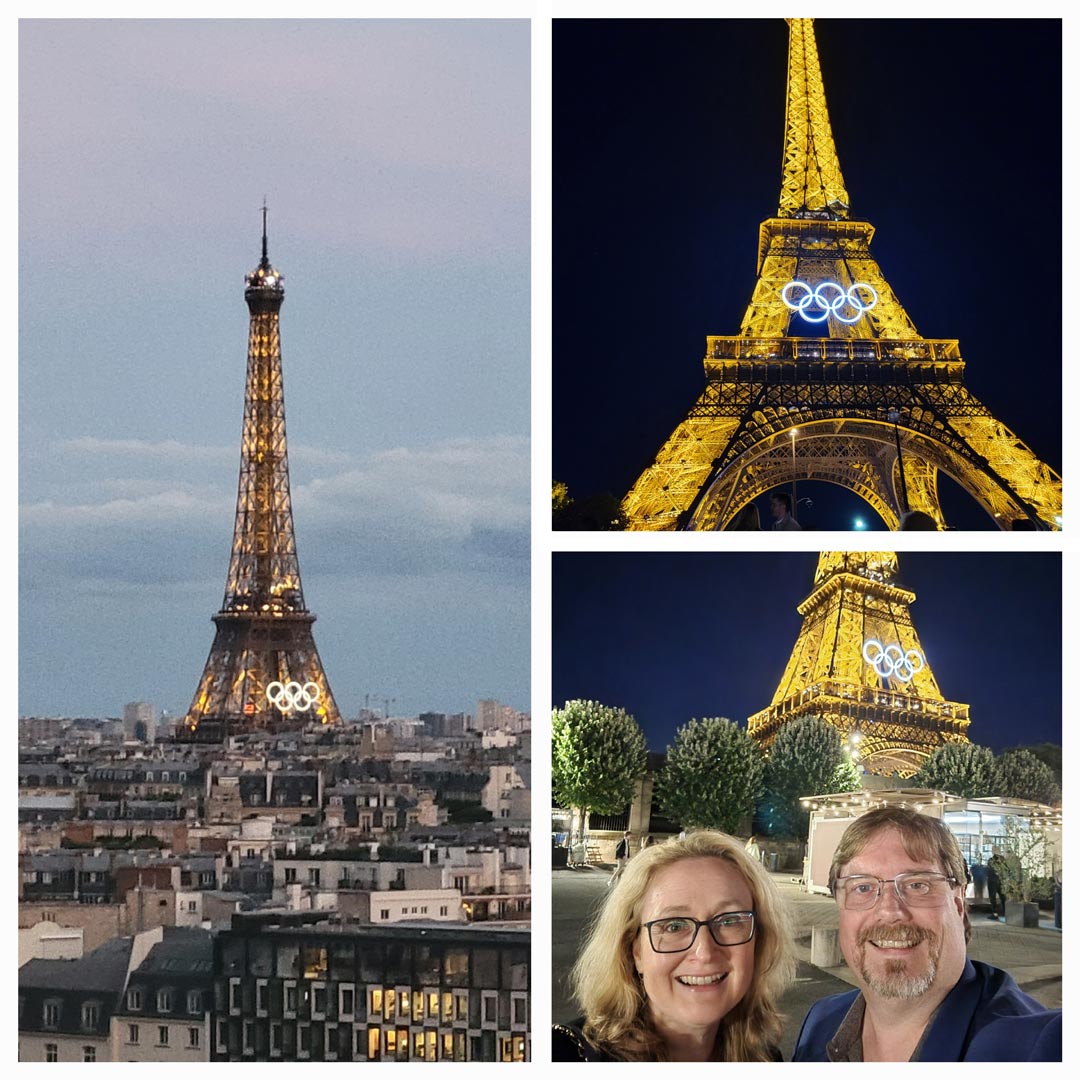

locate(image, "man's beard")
[[856, 923, 940, 999]]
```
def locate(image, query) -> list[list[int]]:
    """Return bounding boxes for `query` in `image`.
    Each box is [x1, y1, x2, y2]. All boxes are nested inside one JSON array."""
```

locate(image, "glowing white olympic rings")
[[862, 640, 924, 683], [781, 280, 878, 324], [266, 680, 321, 713]]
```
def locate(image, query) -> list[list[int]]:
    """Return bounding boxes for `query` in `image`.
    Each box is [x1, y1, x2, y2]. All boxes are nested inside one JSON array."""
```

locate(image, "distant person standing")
[[609, 830, 632, 887], [727, 502, 762, 530], [987, 848, 1008, 920], [770, 492, 802, 531], [745, 835, 762, 863]]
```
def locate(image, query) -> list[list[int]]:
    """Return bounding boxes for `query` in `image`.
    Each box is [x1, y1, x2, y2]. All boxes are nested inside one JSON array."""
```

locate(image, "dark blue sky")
[[553, 19, 1062, 530], [552, 552, 1061, 754]]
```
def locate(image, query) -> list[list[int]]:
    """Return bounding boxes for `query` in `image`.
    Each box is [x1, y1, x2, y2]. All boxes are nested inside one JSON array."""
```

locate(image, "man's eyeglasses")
[[834, 872, 959, 911], [641, 911, 755, 953]]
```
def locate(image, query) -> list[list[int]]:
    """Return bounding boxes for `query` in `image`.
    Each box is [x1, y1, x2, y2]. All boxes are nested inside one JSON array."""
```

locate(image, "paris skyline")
[[552, 552, 1061, 756], [19, 20, 530, 719]]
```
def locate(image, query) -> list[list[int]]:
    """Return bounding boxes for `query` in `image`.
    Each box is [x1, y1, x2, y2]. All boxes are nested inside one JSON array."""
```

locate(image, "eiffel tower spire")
[[182, 213, 341, 740], [619, 19, 1061, 531], [779, 18, 849, 220], [747, 552, 970, 777]]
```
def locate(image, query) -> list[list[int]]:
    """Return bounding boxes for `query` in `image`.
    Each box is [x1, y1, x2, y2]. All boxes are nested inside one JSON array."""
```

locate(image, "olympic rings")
[[862, 639, 924, 683], [781, 280, 878, 324], [266, 680, 321, 713]]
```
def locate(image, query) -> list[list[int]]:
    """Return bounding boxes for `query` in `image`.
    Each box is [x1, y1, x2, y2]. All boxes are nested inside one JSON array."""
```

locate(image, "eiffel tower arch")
[[747, 552, 971, 778], [622, 19, 1061, 531]]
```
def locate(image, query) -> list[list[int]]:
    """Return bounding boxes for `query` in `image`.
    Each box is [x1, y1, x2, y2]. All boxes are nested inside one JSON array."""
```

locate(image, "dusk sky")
[[19, 20, 530, 720], [552, 552, 1061, 755], [553, 19, 1061, 530]]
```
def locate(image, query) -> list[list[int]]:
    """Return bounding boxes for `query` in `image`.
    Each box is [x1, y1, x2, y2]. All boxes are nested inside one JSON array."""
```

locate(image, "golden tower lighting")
[[621, 19, 1061, 531]]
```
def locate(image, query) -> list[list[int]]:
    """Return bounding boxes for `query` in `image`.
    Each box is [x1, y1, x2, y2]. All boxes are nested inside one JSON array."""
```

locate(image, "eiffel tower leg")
[[896, 457, 944, 528]]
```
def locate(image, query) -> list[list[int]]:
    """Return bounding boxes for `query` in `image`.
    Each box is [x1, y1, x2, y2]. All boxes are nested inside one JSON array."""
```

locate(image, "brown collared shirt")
[[826, 995, 939, 1062]]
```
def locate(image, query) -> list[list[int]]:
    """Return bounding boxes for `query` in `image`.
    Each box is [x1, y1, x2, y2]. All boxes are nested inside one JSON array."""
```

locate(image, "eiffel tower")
[[747, 552, 970, 777], [621, 19, 1061, 531], [182, 209, 341, 740]]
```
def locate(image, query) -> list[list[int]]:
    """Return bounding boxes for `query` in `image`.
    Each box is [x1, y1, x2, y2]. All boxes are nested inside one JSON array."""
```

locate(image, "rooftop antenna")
[[260, 197, 269, 267]]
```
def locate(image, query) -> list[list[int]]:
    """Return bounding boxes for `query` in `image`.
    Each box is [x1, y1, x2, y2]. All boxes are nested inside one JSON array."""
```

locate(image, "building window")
[[513, 995, 528, 1026], [324, 1023, 337, 1058], [483, 993, 497, 1025], [128, 1024, 139, 1044], [256, 980, 268, 1015], [45, 1044, 58, 1062], [187, 900, 197, 912], [83, 1047, 96, 1063], [380, 909, 389, 920], [366, 1027, 380, 1061], [284, 982, 298, 1016], [82, 1002, 99, 1029], [385, 1029, 397, 1057], [383, 988, 396, 1021], [413, 1031, 425, 1060], [440, 906, 448, 916], [187, 990, 202, 1015], [308, 868, 321, 886], [243, 1020, 254, 1055], [229, 978, 241, 1013], [298, 1023, 311, 1058], [284, 867, 297, 884], [157, 989, 172, 1013], [428, 991, 439, 1019], [42, 910, 56, 922], [43, 1001, 60, 1027], [412, 990, 424, 1023], [127, 988, 142, 1010], [188, 1026, 200, 1049], [339, 985, 355, 1017], [270, 1023, 282, 1056], [312, 983, 327, 1017], [158, 1025, 169, 1046]]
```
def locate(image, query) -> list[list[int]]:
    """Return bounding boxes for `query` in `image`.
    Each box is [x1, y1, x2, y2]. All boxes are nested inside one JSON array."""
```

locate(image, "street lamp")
[[790, 428, 798, 522], [887, 408, 909, 516]]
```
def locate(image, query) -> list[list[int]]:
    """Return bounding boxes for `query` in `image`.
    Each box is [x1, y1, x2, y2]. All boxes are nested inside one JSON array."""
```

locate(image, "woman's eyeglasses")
[[642, 911, 755, 952]]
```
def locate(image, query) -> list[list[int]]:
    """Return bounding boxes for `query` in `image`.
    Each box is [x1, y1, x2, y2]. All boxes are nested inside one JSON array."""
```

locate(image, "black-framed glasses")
[[642, 910, 755, 953], [834, 872, 958, 911]]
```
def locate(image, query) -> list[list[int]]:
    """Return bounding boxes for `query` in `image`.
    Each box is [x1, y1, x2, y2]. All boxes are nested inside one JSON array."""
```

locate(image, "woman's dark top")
[[552, 1019, 783, 1062]]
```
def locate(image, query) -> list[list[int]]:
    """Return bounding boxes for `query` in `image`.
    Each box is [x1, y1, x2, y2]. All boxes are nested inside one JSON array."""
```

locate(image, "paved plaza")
[[552, 865, 1061, 1060]]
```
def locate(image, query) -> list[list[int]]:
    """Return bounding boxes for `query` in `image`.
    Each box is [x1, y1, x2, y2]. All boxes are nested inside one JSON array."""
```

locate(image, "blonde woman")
[[553, 830, 795, 1061]]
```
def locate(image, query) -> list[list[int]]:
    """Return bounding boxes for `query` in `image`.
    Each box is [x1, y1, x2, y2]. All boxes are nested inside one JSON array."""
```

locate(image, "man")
[[986, 846, 1007, 920], [793, 807, 1060, 1061], [770, 491, 802, 530], [608, 830, 632, 886]]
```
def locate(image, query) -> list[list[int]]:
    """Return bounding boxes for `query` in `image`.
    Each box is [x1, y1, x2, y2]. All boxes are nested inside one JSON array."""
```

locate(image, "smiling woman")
[[552, 831, 795, 1061]]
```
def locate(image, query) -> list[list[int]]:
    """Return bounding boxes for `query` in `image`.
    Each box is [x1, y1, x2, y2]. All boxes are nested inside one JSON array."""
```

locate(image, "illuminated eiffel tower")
[[621, 19, 1061, 531], [182, 210, 341, 740], [747, 552, 970, 777]]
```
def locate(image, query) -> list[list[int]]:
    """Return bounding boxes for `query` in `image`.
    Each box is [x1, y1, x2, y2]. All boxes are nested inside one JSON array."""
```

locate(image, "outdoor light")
[[853, 517, 866, 530]]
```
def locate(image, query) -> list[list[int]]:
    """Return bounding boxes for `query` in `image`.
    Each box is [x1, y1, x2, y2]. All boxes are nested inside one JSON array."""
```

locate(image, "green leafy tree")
[[911, 742, 996, 798], [829, 756, 863, 794], [552, 700, 648, 841], [759, 715, 848, 838], [992, 749, 1061, 806], [654, 718, 765, 834], [1006, 743, 1061, 788], [553, 491, 627, 531]]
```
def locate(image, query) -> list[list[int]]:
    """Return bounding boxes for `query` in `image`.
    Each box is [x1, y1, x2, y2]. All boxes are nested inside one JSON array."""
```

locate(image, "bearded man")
[[793, 807, 1060, 1061]]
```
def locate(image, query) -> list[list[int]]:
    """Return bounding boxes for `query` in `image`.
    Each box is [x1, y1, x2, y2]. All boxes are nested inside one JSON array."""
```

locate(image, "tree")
[[552, 700, 648, 841], [1006, 742, 1061, 788], [910, 742, 996, 798], [654, 717, 765, 834], [759, 715, 850, 838], [553, 491, 627, 531], [829, 756, 863, 794], [992, 749, 1061, 806], [552, 480, 572, 513]]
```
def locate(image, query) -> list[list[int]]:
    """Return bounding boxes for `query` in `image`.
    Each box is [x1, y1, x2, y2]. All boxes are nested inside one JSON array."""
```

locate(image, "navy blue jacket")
[[793, 960, 1061, 1061]]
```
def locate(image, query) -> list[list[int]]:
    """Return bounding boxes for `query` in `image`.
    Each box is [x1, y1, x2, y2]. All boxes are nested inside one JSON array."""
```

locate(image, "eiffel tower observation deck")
[[748, 551, 970, 777], [181, 209, 341, 741], [621, 19, 1061, 531]]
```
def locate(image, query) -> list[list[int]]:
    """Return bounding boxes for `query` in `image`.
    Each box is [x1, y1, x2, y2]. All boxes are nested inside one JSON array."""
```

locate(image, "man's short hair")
[[828, 806, 971, 941], [771, 491, 792, 512]]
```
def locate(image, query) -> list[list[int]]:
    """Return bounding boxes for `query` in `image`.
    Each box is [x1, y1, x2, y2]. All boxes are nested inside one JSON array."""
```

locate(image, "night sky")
[[553, 19, 1062, 530], [552, 552, 1061, 755]]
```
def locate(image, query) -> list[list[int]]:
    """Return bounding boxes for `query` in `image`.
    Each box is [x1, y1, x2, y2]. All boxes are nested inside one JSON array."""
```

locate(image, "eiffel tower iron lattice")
[[182, 210, 341, 740], [747, 552, 970, 778], [621, 18, 1061, 531]]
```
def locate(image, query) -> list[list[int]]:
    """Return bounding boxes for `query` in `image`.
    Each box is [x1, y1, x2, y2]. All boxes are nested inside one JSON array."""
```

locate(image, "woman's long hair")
[[569, 830, 796, 1061]]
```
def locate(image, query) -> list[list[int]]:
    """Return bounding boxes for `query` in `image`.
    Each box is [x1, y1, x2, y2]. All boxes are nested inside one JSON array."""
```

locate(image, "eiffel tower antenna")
[[181, 216, 341, 740], [747, 552, 970, 777], [620, 18, 1061, 532]]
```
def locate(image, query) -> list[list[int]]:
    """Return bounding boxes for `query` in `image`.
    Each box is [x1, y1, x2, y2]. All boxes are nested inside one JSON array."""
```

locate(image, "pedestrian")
[[727, 502, 762, 530], [745, 835, 762, 863], [770, 492, 802, 531], [987, 847, 1007, 920], [640, 834, 657, 851], [609, 830, 632, 886]]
